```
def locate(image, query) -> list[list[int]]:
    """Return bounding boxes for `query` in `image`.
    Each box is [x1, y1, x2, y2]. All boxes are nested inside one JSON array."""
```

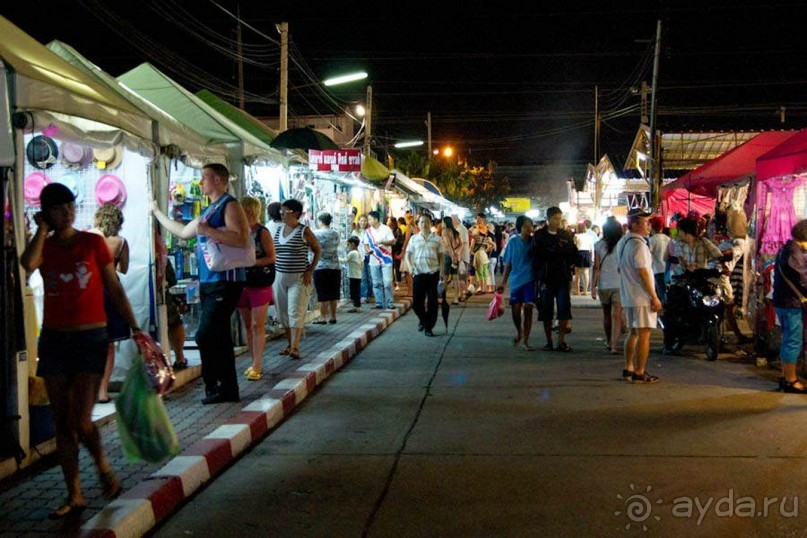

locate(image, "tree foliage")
[[394, 153, 511, 213]]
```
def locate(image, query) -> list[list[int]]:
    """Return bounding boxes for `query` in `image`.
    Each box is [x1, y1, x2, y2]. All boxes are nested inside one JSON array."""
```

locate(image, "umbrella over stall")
[[270, 127, 340, 151]]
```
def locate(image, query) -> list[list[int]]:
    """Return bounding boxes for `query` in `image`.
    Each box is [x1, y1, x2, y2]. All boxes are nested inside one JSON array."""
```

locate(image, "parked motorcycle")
[[660, 267, 725, 361]]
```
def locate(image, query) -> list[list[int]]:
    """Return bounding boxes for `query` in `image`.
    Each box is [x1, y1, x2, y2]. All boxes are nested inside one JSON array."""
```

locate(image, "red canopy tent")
[[756, 128, 807, 181], [755, 128, 807, 254], [661, 131, 797, 219]]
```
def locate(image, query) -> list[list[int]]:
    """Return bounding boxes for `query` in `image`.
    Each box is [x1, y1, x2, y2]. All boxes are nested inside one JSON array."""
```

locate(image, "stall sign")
[[308, 149, 361, 172]]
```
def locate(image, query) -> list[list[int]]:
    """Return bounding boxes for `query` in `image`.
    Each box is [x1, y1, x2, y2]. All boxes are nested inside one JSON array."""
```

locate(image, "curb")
[[79, 299, 411, 538]]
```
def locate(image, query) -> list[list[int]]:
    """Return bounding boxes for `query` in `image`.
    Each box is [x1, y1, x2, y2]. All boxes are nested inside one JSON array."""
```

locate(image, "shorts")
[[598, 288, 621, 306], [237, 285, 273, 308], [510, 281, 537, 305], [576, 250, 592, 268], [314, 268, 342, 301], [624, 306, 657, 329], [537, 283, 572, 321], [443, 255, 458, 277], [717, 275, 733, 303], [37, 327, 108, 377]]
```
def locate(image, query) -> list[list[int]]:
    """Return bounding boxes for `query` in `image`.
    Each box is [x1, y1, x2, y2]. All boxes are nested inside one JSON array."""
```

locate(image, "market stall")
[[0, 16, 157, 474]]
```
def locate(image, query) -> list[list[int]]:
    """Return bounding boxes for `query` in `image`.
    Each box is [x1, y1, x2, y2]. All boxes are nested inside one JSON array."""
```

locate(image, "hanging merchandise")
[[26, 135, 59, 170], [92, 146, 123, 170]]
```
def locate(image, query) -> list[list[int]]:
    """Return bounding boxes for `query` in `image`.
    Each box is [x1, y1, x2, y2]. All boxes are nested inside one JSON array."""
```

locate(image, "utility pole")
[[363, 84, 373, 156], [426, 111, 432, 158], [648, 19, 662, 209], [236, 10, 245, 109], [594, 85, 601, 216], [277, 21, 288, 132]]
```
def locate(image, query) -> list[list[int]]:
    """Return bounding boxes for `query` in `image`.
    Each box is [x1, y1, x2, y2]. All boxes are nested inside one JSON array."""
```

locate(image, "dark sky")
[[4, 1, 807, 198]]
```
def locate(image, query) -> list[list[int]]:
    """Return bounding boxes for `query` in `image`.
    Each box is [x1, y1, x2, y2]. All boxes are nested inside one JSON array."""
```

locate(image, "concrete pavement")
[[0, 298, 412, 537], [149, 294, 806, 537]]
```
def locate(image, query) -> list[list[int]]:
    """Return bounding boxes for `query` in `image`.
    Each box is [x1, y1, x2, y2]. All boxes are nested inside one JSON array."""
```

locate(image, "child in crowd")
[[345, 237, 363, 312]]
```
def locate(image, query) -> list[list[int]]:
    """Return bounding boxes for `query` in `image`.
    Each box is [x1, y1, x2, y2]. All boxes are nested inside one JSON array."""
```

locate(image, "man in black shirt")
[[532, 206, 578, 351]]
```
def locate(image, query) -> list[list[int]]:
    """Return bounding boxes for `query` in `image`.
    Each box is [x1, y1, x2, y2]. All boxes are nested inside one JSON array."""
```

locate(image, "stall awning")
[[196, 89, 278, 148], [0, 16, 151, 142], [46, 41, 229, 164], [663, 131, 797, 198], [118, 63, 274, 158], [757, 128, 807, 181]]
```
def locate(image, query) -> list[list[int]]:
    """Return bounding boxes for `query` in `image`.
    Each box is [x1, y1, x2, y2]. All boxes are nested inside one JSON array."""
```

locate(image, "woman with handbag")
[[150, 163, 250, 404], [237, 197, 276, 381], [273, 199, 321, 360], [773, 219, 807, 393]]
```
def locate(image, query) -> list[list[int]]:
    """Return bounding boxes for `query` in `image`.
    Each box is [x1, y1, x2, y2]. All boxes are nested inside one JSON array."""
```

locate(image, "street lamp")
[[323, 71, 368, 87], [394, 140, 423, 149]]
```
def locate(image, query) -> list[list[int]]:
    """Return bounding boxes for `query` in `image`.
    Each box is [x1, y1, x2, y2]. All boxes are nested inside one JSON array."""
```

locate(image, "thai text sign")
[[308, 149, 361, 172]]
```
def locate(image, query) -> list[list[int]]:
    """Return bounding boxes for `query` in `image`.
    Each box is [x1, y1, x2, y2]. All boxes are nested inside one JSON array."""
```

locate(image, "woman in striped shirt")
[[273, 199, 320, 360]]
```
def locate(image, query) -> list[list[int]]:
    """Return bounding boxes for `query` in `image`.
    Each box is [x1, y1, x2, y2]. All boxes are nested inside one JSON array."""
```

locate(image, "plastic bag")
[[115, 356, 180, 463], [486, 291, 504, 321], [200, 227, 256, 272], [132, 332, 175, 396]]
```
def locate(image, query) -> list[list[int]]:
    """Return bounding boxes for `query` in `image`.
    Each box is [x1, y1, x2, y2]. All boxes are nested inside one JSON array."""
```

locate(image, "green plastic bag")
[[115, 356, 180, 463]]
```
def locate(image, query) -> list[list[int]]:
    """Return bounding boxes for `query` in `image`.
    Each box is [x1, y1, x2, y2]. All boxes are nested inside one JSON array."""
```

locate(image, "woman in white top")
[[573, 222, 595, 295], [591, 217, 625, 354]]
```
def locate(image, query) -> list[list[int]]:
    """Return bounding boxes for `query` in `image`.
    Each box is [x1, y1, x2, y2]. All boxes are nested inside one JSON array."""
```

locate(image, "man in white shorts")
[[616, 208, 663, 384]]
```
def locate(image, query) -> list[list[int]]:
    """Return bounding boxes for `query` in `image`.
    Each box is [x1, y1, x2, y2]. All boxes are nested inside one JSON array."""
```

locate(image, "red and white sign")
[[308, 149, 362, 172]]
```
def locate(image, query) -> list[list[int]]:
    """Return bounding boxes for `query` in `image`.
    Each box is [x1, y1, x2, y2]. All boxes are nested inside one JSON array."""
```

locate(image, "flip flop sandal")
[[49, 500, 86, 520], [279, 347, 291, 356], [246, 370, 263, 381], [289, 350, 301, 360], [312, 320, 328, 325], [521, 344, 536, 351]]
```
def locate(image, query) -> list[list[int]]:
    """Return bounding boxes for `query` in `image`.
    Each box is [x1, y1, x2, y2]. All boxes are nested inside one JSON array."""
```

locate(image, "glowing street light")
[[323, 71, 368, 87], [442, 147, 454, 158], [394, 140, 424, 149], [355, 104, 366, 117]]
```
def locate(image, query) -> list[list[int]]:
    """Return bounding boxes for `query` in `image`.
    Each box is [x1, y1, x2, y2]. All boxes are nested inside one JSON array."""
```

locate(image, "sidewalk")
[[0, 296, 412, 537]]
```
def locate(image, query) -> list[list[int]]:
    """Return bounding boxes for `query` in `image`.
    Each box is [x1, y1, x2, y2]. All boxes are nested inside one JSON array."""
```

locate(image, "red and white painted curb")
[[80, 300, 410, 538]]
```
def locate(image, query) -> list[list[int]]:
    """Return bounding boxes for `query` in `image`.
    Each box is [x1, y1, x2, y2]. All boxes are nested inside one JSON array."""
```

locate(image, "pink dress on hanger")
[[758, 176, 805, 254]]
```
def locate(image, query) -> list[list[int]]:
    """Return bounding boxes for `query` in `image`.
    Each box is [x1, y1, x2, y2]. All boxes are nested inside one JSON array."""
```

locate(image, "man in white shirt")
[[405, 213, 443, 336], [364, 211, 396, 309], [616, 208, 662, 384], [647, 217, 671, 305]]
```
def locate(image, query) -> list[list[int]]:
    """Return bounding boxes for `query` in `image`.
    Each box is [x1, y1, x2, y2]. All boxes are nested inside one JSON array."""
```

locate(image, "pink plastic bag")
[[486, 291, 504, 321]]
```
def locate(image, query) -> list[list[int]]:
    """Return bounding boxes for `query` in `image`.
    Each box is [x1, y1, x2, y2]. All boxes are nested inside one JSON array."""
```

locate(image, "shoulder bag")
[[245, 225, 276, 287]]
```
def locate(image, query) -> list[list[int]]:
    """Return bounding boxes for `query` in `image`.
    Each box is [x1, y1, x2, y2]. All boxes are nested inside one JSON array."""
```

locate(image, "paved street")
[[151, 296, 807, 538]]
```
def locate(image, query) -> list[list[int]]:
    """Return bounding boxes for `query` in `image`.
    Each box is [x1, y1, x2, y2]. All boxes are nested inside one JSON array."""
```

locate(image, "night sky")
[[4, 1, 807, 200]]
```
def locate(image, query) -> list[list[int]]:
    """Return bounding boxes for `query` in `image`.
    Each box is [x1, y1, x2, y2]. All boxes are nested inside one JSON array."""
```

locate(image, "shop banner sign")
[[309, 149, 362, 172]]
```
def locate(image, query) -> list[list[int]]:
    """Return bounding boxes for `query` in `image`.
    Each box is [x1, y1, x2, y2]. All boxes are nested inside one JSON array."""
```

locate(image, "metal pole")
[[648, 19, 662, 208], [236, 11, 244, 110], [363, 85, 373, 156], [427, 111, 432, 158], [278, 22, 288, 132]]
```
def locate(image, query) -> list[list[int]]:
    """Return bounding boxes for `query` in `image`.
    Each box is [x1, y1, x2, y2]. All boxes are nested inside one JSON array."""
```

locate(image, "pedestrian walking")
[[237, 196, 276, 381], [648, 216, 671, 305], [591, 216, 624, 354], [273, 199, 321, 360], [312, 211, 341, 324], [151, 163, 249, 404], [532, 206, 578, 352], [499, 215, 536, 350], [364, 210, 396, 309], [21, 183, 138, 518], [573, 221, 594, 295], [352, 213, 373, 303], [772, 219, 807, 392], [344, 236, 363, 312], [616, 208, 662, 383], [405, 212, 443, 336]]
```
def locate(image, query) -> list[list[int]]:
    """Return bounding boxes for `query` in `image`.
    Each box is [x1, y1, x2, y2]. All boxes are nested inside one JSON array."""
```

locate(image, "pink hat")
[[61, 142, 92, 170], [23, 172, 50, 206], [94, 174, 127, 207]]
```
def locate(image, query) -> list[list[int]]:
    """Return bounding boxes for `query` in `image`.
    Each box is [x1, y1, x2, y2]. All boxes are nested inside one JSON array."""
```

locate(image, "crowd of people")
[[24, 160, 807, 520]]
